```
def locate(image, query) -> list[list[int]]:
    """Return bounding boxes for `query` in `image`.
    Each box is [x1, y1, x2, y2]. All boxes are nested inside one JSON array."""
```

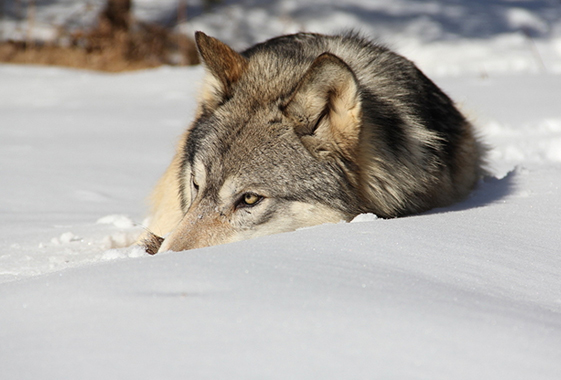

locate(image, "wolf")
[[141, 31, 486, 254]]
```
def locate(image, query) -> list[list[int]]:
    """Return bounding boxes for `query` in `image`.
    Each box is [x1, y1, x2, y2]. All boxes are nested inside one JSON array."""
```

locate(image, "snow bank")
[[0, 64, 202, 283], [1, 0, 561, 378], [180, 0, 561, 76], [1, 180, 561, 379], [2, 59, 560, 380]]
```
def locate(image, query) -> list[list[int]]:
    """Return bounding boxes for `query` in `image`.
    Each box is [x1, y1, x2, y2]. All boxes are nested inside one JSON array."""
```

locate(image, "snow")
[[2, 0, 561, 378], [179, 0, 561, 76]]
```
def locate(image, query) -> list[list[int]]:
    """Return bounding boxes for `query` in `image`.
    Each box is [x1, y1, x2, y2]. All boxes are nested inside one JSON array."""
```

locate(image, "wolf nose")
[[143, 232, 164, 255]]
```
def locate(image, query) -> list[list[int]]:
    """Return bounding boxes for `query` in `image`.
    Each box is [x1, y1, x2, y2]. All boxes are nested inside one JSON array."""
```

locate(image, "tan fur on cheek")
[[235, 201, 349, 242], [138, 129, 189, 245]]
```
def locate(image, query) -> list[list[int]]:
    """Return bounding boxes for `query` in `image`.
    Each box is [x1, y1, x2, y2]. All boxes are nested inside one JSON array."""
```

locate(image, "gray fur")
[[144, 31, 486, 253]]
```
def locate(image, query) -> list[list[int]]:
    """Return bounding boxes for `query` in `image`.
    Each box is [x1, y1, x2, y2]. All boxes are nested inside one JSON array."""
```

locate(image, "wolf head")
[[155, 32, 366, 252]]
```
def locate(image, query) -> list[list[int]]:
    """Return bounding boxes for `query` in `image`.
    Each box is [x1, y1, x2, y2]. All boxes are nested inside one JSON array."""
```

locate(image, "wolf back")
[[142, 31, 486, 253]]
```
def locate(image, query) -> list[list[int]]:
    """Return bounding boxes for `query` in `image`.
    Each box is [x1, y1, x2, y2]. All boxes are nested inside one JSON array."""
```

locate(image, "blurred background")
[[1, 0, 560, 75]]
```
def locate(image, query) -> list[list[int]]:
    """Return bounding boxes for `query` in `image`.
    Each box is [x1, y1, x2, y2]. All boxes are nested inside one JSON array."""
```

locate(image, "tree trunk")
[[101, 0, 131, 31]]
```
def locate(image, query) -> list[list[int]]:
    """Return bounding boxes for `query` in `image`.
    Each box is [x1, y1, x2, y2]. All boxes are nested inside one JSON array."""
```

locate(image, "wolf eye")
[[244, 193, 260, 205], [237, 193, 263, 208]]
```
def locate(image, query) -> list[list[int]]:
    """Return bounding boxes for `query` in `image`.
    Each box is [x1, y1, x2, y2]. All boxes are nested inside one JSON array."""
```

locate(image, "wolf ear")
[[283, 53, 362, 158], [195, 31, 248, 102]]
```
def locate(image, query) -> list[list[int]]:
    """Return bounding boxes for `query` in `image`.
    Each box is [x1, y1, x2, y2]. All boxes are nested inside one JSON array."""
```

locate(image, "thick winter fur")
[[142, 31, 486, 253]]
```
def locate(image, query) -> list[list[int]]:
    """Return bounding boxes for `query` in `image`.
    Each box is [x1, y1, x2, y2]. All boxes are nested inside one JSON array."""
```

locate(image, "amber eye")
[[243, 193, 261, 205], [238, 193, 263, 208]]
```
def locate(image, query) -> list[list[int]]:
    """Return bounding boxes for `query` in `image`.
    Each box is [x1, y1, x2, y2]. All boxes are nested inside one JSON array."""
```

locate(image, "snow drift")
[[1, 0, 561, 378]]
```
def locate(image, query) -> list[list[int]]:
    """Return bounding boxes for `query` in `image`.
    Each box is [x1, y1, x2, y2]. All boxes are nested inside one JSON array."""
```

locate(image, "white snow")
[[1, 0, 561, 379]]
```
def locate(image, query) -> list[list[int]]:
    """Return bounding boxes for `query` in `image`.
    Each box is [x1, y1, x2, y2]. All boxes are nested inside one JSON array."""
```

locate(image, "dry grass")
[[0, 0, 200, 72]]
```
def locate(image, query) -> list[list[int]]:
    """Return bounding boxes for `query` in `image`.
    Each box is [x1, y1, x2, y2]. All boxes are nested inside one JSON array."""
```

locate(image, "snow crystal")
[[351, 213, 379, 223], [100, 249, 126, 261], [101, 231, 141, 249], [51, 232, 82, 245], [97, 214, 136, 229]]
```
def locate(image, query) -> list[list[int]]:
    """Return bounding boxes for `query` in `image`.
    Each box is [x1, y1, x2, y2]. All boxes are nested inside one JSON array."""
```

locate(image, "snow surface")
[[2, 0, 561, 378], [182, 0, 561, 76]]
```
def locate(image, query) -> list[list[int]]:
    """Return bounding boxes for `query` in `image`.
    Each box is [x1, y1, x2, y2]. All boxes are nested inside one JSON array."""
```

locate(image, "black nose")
[[143, 232, 164, 255]]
